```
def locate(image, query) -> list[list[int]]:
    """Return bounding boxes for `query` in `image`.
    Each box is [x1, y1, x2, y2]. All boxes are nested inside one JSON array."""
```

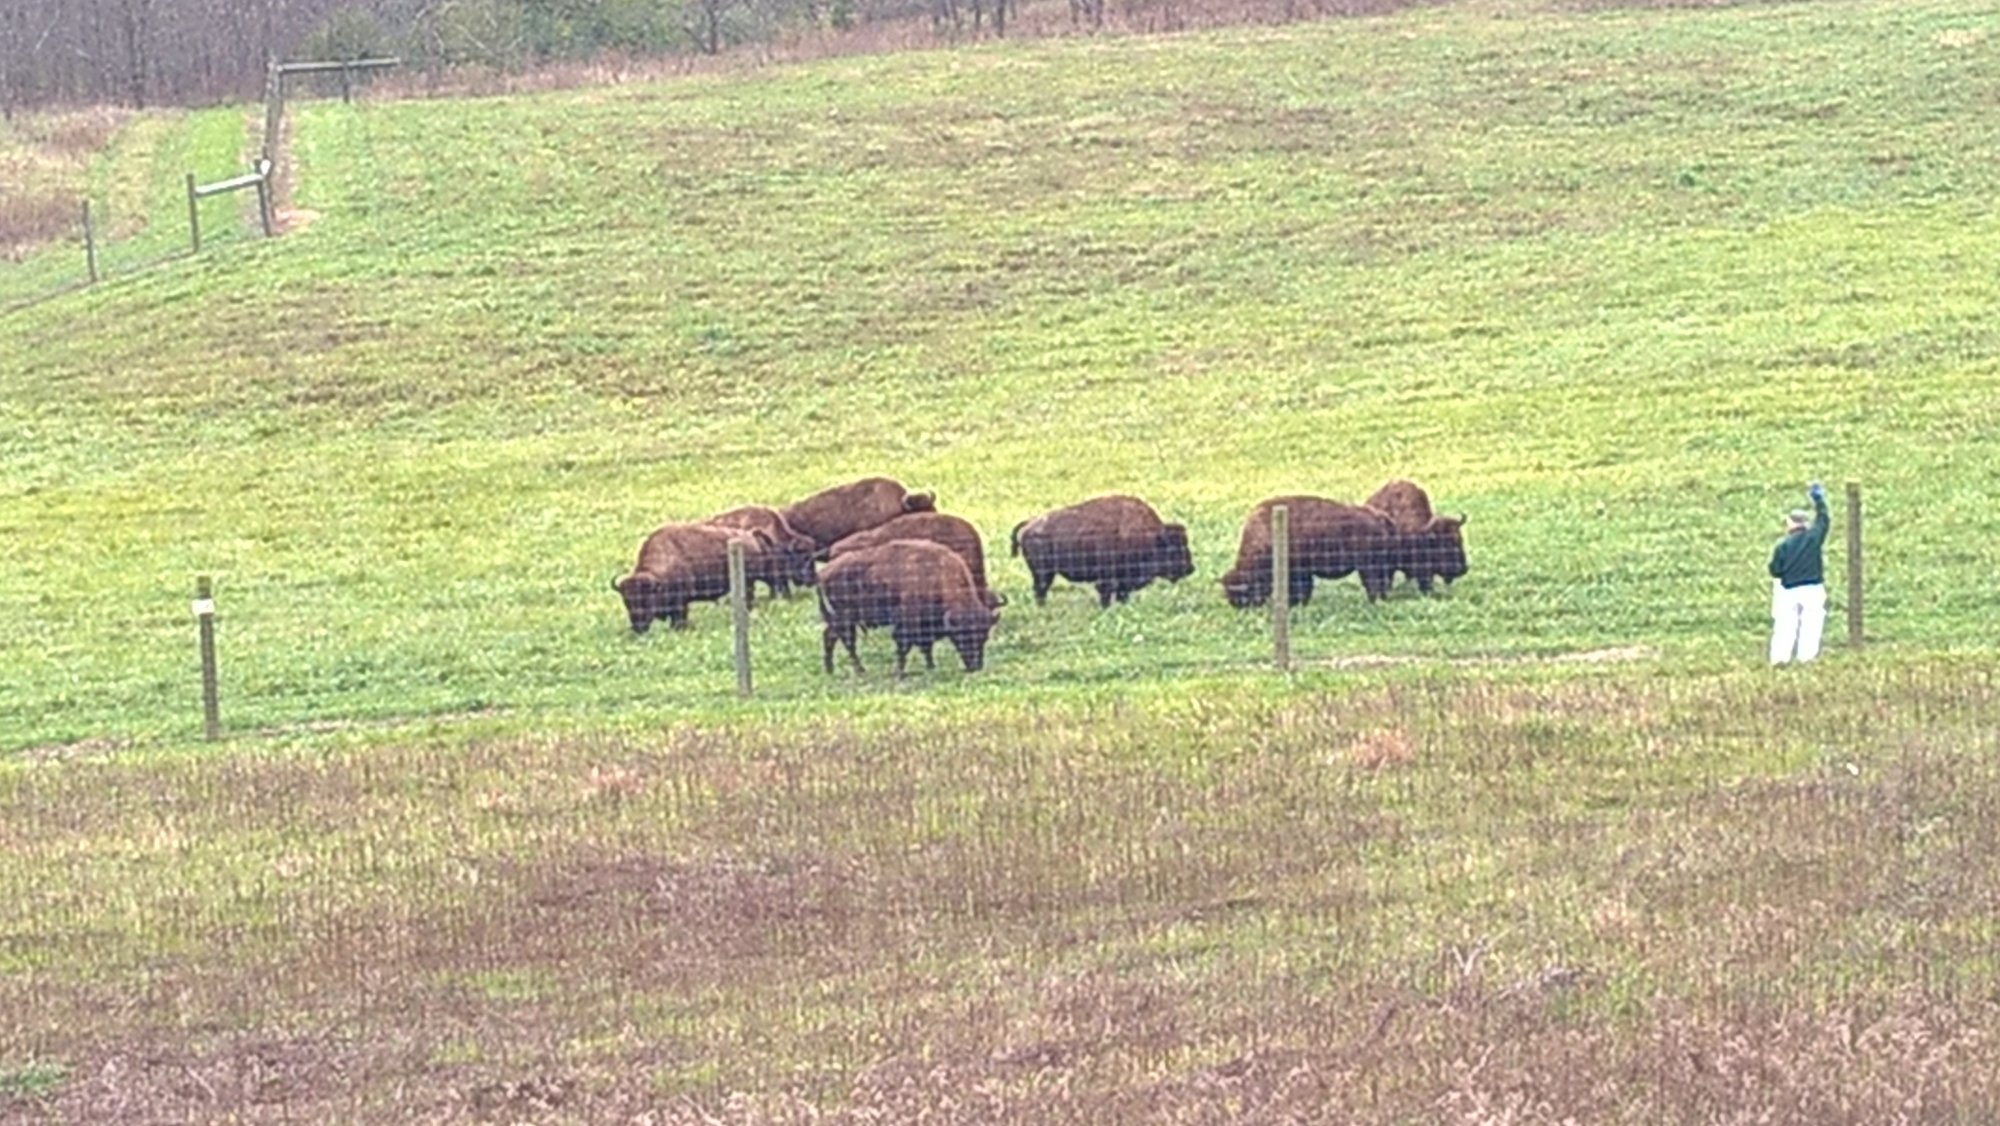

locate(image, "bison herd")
[[612, 475, 1468, 677]]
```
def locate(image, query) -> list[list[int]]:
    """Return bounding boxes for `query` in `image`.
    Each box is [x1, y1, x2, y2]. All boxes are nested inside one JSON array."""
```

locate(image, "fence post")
[[82, 199, 98, 284], [255, 159, 274, 237], [262, 61, 284, 165], [194, 577, 221, 741], [728, 540, 753, 697], [339, 63, 353, 104], [185, 173, 201, 253], [1271, 504, 1291, 672], [1846, 482, 1863, 648]]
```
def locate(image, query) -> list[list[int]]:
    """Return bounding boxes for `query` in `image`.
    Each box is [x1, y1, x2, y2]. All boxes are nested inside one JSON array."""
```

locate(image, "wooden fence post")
[[255, 159, 274, 237], [262, 61, 284, 165], [1846, 482, 1863, 648], [728, 540, 753, 697], [82, 199, 98, 283], [185, 173, 201, 253], [1272, 504, 1291, 672], [194, 577, 220, 740]]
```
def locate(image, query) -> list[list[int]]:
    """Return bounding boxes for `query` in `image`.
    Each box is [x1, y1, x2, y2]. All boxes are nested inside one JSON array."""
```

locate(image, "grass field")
[[6, 0, 2000, 751], [5, 0, 2000, 1118]]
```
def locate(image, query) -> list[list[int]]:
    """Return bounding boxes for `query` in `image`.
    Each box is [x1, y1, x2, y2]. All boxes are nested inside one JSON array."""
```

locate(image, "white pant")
[[1770, 581, 1827, 664]]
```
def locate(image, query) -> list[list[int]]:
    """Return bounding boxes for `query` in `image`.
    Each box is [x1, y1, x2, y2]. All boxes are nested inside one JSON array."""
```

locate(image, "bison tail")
[[903, 491, 937, 513], [1009, 520, 1027, 557]]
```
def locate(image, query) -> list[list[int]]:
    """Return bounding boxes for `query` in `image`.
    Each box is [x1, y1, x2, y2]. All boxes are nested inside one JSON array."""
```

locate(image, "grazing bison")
[[780, 477, 937, 553], [1364, 479, 1468, 595], [707, 504, 818, 597], [611, 523, 774, 634], [826, 512, 1004, 610], [1011, 495, 1195, 608], [817, 540, 999, 676], [1219, 496, 1397, 608]]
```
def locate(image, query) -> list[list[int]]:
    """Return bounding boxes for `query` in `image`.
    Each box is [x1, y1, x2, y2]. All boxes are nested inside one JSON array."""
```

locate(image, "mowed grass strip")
[[2, 662, 1997, 1119], [4, 0, 2000, 751], [0, 107, 258, 307]]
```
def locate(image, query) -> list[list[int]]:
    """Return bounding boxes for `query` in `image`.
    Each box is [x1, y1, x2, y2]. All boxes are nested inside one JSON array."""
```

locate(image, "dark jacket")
[[1768, 494, 1830, 588]]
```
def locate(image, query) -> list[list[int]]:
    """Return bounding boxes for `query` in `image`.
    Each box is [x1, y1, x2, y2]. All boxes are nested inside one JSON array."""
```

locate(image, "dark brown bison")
[[1010, 495, 1195, 608], [826, 512, 1004, 610], [707, 504, 818, 597], [1219, 496, 1397, 608], [817, 540, 999, 676], [611, 523, 774, 633], [779, 477, 937, 553], [1363, 479, 1468, 595]]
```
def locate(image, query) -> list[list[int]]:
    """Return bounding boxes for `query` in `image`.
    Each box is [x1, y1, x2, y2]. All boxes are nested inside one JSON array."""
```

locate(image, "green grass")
[[2, 1, 1998, 754], [6, 3, 2000, 1114], [0, 1062, 67, 1100]]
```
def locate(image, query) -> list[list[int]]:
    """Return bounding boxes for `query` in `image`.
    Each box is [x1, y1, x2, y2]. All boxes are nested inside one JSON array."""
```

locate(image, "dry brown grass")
[[3, 662, 1999, 1121], [0, 108, 130, 261]]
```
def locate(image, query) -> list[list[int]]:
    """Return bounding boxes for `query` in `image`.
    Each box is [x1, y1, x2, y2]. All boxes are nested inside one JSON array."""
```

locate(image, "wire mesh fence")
[[0, 173, 268, 315], [97, 475, 1868, 752]]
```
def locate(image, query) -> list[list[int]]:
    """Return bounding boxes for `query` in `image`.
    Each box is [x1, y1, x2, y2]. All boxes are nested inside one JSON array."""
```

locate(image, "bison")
[[1219, 496, 1397, 609], [780, 476, 937, 553], [826, 512, 1004, 609], [817, 540, 999, 676], [611, 523, 774, 634], [1010, 495, 1195, 608], [1363, 479, 1468, 595], [707, 504, 818, 597]]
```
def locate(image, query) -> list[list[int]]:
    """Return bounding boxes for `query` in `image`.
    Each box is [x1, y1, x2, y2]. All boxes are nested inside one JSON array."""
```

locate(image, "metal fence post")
[[729, 540, 753, 697], [195, 577, 221, 740], [186, 173, 201, 253], [82, 199, 98, 283], [1272, 505, 1291, 672]]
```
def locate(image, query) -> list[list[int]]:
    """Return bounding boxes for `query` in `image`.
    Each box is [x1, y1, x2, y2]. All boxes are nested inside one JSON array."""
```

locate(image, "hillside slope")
[[3, 0, 1999, 749]]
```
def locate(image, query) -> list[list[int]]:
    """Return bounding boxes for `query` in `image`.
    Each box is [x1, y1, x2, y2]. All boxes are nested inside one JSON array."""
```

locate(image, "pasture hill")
[[4, 0, 2000, 1120]]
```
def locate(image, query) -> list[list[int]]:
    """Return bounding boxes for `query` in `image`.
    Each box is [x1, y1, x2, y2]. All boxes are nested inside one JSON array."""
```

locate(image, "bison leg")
[[1416, 574, 1435, 596], [920, 642, 937, 671], [824, 623, 863, 675], [1361, 568, 1392, 602], [667, 606, 690, 630], [1095, 582, 1117, 609], [1288, 574, 1314, 607], [1031, 570, 1054, 605], [893, 639, 913, 678]]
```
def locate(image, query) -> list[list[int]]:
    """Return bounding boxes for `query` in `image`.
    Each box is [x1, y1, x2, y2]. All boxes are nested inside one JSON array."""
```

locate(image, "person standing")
[[1769, 480, 1830, 664]]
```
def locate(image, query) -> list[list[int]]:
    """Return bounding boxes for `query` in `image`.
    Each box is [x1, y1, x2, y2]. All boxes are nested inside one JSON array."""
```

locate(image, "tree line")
[[0, 0, 940, 115]]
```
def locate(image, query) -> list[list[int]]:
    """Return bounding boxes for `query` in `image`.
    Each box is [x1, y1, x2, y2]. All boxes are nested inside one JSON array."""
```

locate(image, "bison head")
[[612, 573, 664, 634], [943, 605, 999, 672], [782, 531, 819, 589], [1220, 568, 1266, 609], [1423, 515, 1469, 584], [1155, 524, 1196, 582]]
